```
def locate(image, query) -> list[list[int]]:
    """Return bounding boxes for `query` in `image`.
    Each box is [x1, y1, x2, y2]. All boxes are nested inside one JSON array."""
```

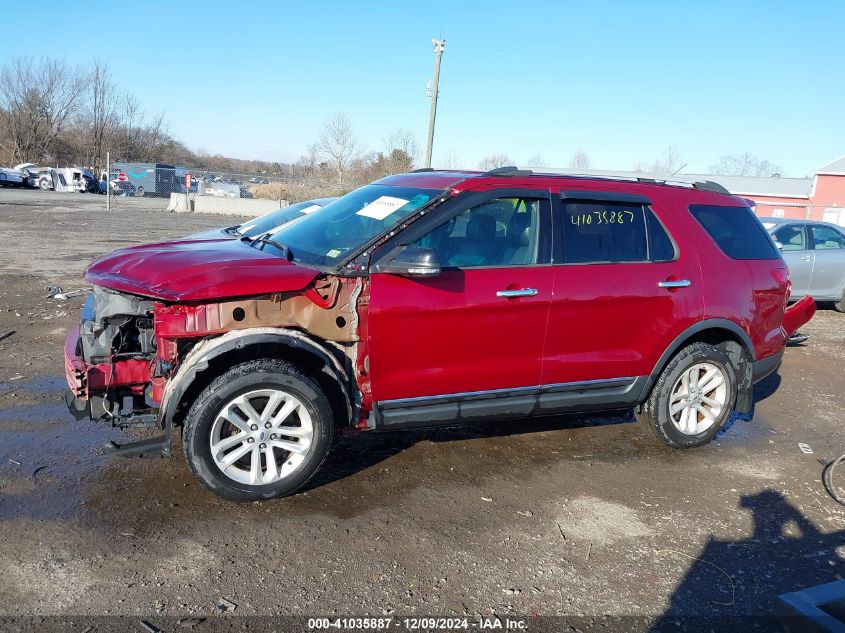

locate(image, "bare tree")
[[650, 146, 684, 175], [478, 154, 512, 170], [568, 150, 591, 170], [383, 129, 419, 171], [109, 93, 170, 161], [436, 149, 463, 170], [85, 60, 117, 170], [526, 153, 545, 168], [317, 112, 360, 184], [634, 146, 684, 175], [709, 153, 782, 177], [0, 57, 85, 163]]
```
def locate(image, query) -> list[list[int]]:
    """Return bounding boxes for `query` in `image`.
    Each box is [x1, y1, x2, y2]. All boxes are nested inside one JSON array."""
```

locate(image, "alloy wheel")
[[668, 362, 728, 435], [209, 388, 314, 485]]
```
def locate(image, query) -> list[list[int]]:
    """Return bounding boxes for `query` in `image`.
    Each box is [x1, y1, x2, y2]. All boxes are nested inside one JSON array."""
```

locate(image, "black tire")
[[834, 291, 845, 313], [182, 358, 334, 501], [136, 186, 144, 197], [636, 342, 737, 448]]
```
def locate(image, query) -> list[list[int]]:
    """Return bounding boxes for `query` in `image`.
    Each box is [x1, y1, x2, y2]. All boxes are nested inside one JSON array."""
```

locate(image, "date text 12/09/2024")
[[307, 617, 528, 630]]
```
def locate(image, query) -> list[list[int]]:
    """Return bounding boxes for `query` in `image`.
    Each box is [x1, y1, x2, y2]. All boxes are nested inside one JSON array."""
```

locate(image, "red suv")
[[64, 168, 816, 500]]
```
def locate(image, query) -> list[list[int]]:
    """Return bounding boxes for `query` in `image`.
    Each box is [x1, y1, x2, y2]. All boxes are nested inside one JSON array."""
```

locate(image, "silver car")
[[762, 218, 845, 311]]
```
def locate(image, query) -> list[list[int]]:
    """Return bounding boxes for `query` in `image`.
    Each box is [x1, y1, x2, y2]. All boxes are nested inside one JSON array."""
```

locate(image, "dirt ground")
[[0, 189, 843, 628]]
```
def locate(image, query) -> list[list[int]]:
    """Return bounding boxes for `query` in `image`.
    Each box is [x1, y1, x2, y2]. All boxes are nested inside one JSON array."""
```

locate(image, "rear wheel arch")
[[642, 320, 756, 411], [163, 329, 356, 434]]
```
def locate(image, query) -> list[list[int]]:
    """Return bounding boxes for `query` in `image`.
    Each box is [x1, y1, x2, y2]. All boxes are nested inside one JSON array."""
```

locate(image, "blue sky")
[[3, 0, 843, 175]]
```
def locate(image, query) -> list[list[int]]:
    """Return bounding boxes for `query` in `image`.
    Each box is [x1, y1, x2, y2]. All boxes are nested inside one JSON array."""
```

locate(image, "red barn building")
[[683, 156, 845, 225]]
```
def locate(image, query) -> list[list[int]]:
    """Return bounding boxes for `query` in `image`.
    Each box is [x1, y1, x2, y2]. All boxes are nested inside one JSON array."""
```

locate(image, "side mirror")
[[375, 246, 441, 277]]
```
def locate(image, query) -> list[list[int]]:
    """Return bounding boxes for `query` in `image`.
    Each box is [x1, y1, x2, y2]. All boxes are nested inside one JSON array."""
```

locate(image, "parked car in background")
[[183, 197, 338, 240], [13, 163, 43, 188], [35, 169, 54, 190], [80, 169, 101, 194], [0, 167, 25, 187], [64, 169, 815, 501], [110, 180, 137, 196], [762, 217, 845, 311]]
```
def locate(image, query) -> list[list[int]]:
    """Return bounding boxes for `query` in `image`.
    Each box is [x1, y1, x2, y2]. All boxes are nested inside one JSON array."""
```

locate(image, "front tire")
[[636, 343, 737, 448], [183, 358, 334, 501]]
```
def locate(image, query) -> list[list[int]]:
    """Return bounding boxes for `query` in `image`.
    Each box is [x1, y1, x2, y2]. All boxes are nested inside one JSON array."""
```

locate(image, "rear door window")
[[810, 225, 845, 250], [689, 205, 780, 260], [558, 200, 676, 264]]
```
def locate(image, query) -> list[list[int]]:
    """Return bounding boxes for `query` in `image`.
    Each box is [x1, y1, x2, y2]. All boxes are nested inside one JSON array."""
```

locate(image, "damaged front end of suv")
[[65, 286, 157, 427], [63, 179, 448, 486], [64, 245, 368, 458]]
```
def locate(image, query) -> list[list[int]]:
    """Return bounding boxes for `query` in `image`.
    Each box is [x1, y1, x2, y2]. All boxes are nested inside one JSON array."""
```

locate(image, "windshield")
[[236, 198, 335, 238], [255, 184, 443, 266]]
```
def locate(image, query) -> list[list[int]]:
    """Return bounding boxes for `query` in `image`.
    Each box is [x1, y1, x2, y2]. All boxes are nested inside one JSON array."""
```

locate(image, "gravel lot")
[[0, 188, 843, 628]]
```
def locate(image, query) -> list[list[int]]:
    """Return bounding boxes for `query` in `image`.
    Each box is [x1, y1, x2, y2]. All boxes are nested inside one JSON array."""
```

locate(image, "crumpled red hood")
[[85, 238, 320, 302]]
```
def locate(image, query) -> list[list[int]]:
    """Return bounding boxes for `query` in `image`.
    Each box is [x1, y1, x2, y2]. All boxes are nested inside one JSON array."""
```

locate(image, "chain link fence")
[[104, 158, 348, 219]]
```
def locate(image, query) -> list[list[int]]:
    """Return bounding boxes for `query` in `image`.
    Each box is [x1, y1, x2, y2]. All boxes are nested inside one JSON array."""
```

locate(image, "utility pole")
[[106, 151, 110, 212], [424, 38, 446, 169]]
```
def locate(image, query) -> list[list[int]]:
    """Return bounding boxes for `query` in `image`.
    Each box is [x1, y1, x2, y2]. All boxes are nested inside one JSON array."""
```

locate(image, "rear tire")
[[136, 186, 144, 197], [834, 291, 845, 313], [182, 358, 334, 501], [636, 343, 737, 448]]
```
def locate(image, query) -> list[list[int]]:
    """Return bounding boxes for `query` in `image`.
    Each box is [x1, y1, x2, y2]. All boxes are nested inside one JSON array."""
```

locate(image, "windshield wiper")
[[251, 234, 294, 261], [223, 225, 243, 237]]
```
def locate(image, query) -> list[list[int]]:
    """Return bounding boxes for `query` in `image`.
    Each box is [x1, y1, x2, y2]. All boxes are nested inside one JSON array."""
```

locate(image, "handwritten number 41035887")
[[570, 210, 635, 226]]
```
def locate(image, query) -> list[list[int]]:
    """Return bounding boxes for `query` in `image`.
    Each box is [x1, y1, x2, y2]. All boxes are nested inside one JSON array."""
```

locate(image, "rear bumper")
[[783, 296, 816, 337], [752, 351, 782, 384]]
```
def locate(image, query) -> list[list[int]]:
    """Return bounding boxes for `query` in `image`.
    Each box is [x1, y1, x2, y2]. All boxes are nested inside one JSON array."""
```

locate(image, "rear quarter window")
[[689, 205, 780, 260]]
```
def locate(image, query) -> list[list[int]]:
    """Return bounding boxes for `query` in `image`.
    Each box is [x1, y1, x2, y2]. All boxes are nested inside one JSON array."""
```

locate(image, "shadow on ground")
[[652, 489, 844, 631]]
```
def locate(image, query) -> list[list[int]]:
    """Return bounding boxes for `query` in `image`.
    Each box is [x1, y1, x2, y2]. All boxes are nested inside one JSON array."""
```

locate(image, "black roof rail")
[[692, 180, 731, 195], [484, 166, 533, 177], [411, 167, 435, 173]]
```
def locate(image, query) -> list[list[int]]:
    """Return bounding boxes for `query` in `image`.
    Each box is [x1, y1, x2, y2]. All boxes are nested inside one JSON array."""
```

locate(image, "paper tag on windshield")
[[356, 196, 408, 220], [300, 204, 322, 215]]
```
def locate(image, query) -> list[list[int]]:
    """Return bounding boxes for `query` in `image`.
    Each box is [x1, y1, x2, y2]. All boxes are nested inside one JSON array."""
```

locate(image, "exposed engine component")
[[80, 286, 156, 364]]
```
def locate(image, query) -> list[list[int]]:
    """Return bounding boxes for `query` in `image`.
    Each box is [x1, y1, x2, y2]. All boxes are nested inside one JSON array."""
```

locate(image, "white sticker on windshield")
[[300, 204, 322, 215], [356, 196, 408, 221]]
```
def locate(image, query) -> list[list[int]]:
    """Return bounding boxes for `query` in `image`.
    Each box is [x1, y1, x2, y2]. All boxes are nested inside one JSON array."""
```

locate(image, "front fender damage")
[[82, 275, 370, 458]]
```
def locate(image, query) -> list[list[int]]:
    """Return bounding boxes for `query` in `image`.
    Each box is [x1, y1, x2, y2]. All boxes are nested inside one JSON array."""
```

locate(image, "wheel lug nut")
[[264, 422, 272, 429], [269, 433, 277, 440], [250, 424, 258, 431], [247, 437, 255, 444], [259, 443, 266, 449]]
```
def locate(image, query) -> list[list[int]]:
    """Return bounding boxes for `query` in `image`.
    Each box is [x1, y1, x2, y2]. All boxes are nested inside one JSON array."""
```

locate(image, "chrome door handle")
[[496, 288, 538, 298], [801, 255, 812, 261], [658, 279, 691, 289]]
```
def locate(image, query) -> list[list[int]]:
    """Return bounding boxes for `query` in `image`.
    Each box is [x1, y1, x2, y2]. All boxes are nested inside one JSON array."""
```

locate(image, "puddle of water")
[[0, 401, 69, 423], [0, 376, 67, 395], [0, 397, 129, 522], [79, 410, 667, 528]]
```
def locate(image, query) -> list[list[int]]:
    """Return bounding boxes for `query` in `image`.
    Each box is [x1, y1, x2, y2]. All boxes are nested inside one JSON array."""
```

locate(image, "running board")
[[109, 435, 171, 458]]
